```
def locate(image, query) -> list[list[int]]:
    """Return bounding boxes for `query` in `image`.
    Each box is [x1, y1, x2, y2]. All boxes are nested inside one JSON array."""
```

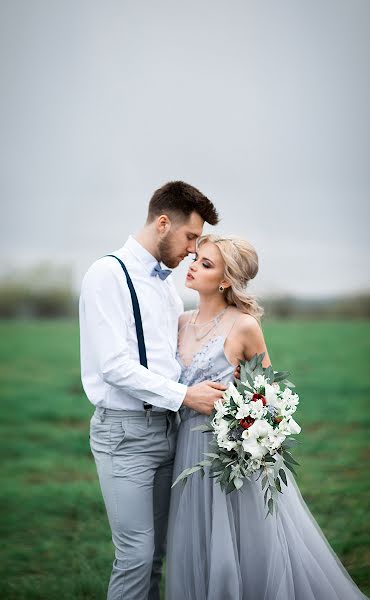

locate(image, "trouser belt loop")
[[144, 404, 152, 427], [99, 408, 106, 423]]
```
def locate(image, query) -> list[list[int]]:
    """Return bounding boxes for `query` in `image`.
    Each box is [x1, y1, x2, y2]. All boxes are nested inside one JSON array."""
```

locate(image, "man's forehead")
[[185, 211, 204, 236]]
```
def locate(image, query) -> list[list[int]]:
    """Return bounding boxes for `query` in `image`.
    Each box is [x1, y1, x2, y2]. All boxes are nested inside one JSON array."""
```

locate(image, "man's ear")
[[156, 214, 172, 235]]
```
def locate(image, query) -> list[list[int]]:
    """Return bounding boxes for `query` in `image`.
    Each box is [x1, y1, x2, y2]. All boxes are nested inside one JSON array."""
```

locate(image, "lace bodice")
[[176, 308, 239, 420]]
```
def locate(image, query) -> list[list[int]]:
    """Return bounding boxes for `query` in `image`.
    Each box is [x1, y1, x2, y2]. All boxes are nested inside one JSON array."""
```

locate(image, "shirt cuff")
[[166, 380, 188, 412]]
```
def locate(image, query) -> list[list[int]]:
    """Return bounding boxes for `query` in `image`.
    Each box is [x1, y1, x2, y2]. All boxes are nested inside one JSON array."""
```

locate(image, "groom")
[[79, 181, 226, 600]]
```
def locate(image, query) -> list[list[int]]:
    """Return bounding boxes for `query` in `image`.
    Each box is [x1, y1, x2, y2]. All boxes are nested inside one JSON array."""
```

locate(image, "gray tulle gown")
[[165, 312, 368, 600]]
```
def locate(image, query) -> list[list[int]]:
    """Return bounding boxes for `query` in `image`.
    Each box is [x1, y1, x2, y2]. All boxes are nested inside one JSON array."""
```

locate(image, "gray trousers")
[[90, 407, 178, 600]]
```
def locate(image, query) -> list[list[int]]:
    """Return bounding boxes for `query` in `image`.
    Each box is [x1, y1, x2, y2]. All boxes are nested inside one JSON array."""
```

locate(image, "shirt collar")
[[123, 235, 160, 274]]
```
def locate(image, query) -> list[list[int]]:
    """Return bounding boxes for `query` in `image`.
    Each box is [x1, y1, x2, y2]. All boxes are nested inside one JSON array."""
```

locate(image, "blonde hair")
[[197, 234, 264, 322]]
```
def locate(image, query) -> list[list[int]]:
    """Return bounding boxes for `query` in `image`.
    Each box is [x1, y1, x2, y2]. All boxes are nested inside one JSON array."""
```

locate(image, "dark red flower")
[[240, 416, 255, 429], [252, 393, 266, 406]]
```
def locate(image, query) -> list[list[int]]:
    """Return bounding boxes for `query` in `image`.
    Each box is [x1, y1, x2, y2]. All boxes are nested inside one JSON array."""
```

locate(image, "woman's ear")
[[220, 278, 231, 290]]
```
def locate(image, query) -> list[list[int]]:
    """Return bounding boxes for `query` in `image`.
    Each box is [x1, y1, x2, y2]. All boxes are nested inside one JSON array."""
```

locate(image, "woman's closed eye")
[[192, 256, 211, 268]]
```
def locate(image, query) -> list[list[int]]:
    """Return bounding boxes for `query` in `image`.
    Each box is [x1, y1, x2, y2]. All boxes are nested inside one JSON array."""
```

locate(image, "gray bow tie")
[[151, 262, 172, 280]]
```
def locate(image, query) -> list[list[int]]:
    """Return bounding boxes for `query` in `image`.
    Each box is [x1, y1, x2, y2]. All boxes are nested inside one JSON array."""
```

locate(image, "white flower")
[[249, 399, 266, 420], [278, 416, 301, 436], [266, 430, 286, 451], [242, 436, 267, 459], [214, 418, 229, 438], [235, 404, 251, 419], [279, 389, 299, 416], [247, 458, 263, 472], [280, 403, 297, 417], [287, 416, 301, 434], [281, 387, 293, 402], [244, 390, 253, 402], [264, 383, 280, 408], [224, 382, 244, 407], [248, 419, 274, 440], [219, 438, 237, 451], [254, 374, 268, 388], [241, 419, 273, 458], [214, 398, 228, 418]]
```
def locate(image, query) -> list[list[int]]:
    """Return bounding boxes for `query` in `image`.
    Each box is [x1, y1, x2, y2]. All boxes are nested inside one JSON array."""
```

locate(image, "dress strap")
[[224, 314, 241, 341]]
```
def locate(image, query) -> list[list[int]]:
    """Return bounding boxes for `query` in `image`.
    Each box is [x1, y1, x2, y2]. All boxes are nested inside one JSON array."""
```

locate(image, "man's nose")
[[187, 240, 197, 253]]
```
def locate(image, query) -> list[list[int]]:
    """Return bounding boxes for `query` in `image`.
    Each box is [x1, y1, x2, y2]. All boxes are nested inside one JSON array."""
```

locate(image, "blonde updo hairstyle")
[[197, 234, 264, 322]]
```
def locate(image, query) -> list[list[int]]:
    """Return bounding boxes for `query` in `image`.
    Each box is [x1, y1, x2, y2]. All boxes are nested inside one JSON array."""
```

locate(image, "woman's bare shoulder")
[[234, 311, 262, 335]]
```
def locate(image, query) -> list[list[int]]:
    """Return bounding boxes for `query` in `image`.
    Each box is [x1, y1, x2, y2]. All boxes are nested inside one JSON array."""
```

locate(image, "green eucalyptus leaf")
[[268, 498, 274, 515], [264, 365, 274, 383], [282, 379, 295, 388], [282, 451, 300, 466], [284, 461, 298, 477], [279, 468, 288, 486], [234, 477, 243, 490], [191, 423, 213, 432], [273, 370, 290, 382], [249, 354, 258, 370]]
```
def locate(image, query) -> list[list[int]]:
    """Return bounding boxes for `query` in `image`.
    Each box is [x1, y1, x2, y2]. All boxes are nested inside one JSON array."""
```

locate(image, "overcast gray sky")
[[1, 0, 369, 300]]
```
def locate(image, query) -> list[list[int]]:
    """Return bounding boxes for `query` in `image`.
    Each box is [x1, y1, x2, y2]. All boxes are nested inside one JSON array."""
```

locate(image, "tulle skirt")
[[166, 414, 367, 600]]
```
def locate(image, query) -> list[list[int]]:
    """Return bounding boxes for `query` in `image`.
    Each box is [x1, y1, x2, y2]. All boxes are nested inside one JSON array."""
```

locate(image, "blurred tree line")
[[0, 262, 369, 319], [0, 263, 76, 318]]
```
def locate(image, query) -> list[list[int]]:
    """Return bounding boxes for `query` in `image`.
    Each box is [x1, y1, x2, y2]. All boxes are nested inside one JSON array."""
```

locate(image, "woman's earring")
[[219, 285, 225, 293]]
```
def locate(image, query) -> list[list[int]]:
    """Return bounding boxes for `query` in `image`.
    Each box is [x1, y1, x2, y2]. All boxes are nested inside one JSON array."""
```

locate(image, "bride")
[[165, 234, 367, 600]]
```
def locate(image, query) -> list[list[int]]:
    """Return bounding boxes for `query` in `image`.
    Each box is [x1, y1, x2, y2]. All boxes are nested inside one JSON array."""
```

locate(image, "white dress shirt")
[[79, 235, 188, 412]]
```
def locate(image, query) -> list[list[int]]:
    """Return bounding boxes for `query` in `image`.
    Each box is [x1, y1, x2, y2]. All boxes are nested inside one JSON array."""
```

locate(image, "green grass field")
[[0, 319, 369, 599]]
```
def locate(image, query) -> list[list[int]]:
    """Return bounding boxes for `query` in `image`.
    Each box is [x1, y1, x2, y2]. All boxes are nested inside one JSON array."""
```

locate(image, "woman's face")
[[186, 241, 227, 294]]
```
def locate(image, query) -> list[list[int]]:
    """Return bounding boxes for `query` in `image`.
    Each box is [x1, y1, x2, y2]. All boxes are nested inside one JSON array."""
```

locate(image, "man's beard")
[[158, 231, 184, 269]]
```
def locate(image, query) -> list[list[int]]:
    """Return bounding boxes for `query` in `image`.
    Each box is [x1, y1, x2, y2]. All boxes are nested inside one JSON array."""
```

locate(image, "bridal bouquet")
[[172, 353, 301, 516]]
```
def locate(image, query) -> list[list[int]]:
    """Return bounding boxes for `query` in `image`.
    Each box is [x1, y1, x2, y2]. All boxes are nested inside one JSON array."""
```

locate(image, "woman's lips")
[[186, 272, 194, 280]]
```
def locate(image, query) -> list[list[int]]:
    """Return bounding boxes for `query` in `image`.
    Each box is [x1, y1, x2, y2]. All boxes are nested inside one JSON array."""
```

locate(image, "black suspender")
[[105, 255, 152, 413]]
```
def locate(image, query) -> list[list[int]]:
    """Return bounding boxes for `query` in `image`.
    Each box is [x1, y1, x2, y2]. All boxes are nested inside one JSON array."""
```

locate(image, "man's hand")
[[183, 381, 227, 415]]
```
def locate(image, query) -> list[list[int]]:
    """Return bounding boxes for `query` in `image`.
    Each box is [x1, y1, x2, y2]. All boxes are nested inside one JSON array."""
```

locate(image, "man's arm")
[[80, 260, 187, 412]]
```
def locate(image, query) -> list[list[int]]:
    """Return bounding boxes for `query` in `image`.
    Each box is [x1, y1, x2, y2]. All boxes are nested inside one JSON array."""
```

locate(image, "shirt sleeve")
[[80, 259, 187, 412]]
